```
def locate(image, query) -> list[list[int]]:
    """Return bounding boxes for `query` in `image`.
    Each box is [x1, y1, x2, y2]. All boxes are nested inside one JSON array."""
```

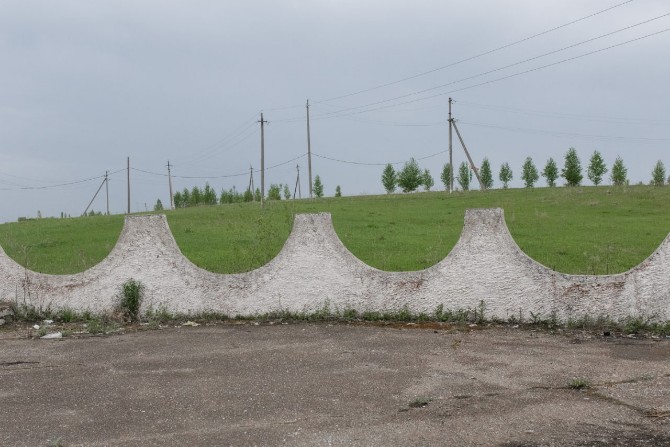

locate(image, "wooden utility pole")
[[448, 98, 454, 193], [294, 164, 302, 199], [248, 165, 255, 198], [167, 161, 174, 210], [259, 113, 267, 207], [306, 99, 313, 198], [127, 157, 130, 214], [105, 171, 109, 215], [451, 120, 484, 190]]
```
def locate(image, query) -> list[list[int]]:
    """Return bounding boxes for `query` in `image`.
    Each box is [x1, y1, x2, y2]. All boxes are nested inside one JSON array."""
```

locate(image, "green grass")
[[0, 185, 668, 275]]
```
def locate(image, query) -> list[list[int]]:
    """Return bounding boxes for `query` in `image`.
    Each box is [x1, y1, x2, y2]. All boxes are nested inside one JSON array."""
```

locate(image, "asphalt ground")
[[1, 322, 669, 446]]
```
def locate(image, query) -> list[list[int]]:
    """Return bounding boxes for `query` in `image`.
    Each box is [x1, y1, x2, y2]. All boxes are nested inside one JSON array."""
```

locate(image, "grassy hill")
[[1, 185, 669, 275]]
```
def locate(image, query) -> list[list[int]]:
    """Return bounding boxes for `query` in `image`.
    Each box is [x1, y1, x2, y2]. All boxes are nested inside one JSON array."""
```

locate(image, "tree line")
[[381, 148, 669, 193], [163, 175, 341, 210]]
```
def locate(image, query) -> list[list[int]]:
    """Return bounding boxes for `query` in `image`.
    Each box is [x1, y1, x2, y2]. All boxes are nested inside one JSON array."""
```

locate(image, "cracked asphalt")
[[1, 323, 669, 446]]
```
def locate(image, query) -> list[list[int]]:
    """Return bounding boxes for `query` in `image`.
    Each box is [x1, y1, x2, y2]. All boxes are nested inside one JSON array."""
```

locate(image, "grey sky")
[[1, 0, 669, 222]]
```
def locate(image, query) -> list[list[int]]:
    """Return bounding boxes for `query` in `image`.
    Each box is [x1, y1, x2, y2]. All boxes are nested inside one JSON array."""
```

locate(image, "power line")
[[313, 150, 448, 166], [452, 100, 670, 125], [130, 154, 306, 180], [457, 120, 670, 142], [311, 15, 670, 120], [0, 168, 126, 191], [312, 27, 670, 121], [315, 0, 635, 103]]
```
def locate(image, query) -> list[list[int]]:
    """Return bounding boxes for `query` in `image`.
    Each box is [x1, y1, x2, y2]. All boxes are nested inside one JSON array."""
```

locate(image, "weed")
[[57, 307, 77, 323], [408, 397, 431, 408], [568, 378, 591, 390], [118, 279, 144, 322]]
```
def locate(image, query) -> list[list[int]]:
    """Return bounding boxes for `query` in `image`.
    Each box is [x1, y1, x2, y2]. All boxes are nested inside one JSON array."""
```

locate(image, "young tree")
[[542, 157, 559, 187], [154, 199, 164, 211], [422, 169, 434, 191], [651, 160, 666, 186], [561, 147, 583, 186], [499, 162, 513, 189], [268, 184, 282, 200], [283, 184, 291, 200], [173, 191, 183, 208], [587, 150, 608, 186], [203, 183, 217, 205], [191, 186, 202, 206], [181, 188, 191, 208], [313, 175, 324, 197], [397, 158, 422, 192], [220, 189, 232, 204], [521, 157, 539, 188], [335, 185, 342, 197], [479, 158, 493, 189], [457, 161, 471, 191], [254, 188, 262, 202], [610, 156, 627, 186], [243, 189, 254, 202], [381, 163, 397, 194], [440, 163, 452, 190]]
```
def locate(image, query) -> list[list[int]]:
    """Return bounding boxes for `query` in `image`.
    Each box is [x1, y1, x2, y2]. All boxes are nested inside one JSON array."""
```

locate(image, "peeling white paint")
[[0, 209, 668, 321]]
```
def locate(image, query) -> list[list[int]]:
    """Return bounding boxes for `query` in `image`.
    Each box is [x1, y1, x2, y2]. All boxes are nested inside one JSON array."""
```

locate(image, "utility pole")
[[105, 171, 109, 215], [448, 97, 454, 193], [248, 165, 255, 198], [306, 99, 313, 198], [127, 157, 130, 214], [451, 120, 484, 190], [294, 164, 302, 199], [259, 112, 267, 207], [167, 161, 174, 210]]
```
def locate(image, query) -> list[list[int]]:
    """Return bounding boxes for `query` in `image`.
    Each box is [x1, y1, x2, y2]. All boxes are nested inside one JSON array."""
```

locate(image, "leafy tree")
[[521, 157, 539, 188], [479, 158, 493, 189], [191, 186, 202, 206], [243, 189, 254, 202], [181, 188, 191, 208], [542, 157, 559, 187], [335, 185, 342, 197], [397, 158, 422, 193], [283, 184, 291, 200], [587, 150, 608, 186], [254, 188, 262, 202], [651, 160, 666, 186], [154, 199, 164, 211], [313, 175, 324, 198], [203, 183, 218, 205], [268, 184, 282, 200], [422, 169, 434, 191], [499, 162, 513, 189], [381, 163, 397, 194], [173, 191, 183, 208], [457, 161, 471, 191], [440, 163, 452, 190], [561, 147, 583, 186], [610, 156, 627, 186]]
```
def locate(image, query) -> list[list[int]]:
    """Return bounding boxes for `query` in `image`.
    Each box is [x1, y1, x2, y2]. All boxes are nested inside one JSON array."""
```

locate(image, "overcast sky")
[[1, 0, 669, 222]]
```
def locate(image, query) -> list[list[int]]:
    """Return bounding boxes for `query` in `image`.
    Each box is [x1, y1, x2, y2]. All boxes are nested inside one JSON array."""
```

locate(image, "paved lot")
[[1, 323, 669, 446]]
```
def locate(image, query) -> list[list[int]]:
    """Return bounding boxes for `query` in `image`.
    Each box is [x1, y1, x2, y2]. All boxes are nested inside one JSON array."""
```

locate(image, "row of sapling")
[[382, 148, 669, 192], [163, 174, 339, 209], [382, 158, 436, 193]]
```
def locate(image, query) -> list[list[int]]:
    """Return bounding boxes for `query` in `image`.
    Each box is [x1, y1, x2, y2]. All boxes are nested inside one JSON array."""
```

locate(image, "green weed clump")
[[118, 279, 144, 322]]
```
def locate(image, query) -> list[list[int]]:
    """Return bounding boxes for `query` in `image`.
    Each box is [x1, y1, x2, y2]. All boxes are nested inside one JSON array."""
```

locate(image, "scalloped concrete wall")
[[0, 209, 668, 321]]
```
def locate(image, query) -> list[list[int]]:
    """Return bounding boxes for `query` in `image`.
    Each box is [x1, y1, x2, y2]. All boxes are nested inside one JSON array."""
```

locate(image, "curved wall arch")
[[0, 210, 668, 321]]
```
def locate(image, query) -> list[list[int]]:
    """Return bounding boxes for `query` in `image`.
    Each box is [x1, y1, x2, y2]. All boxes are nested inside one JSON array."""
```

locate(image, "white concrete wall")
[[0, 209, 668, 322]]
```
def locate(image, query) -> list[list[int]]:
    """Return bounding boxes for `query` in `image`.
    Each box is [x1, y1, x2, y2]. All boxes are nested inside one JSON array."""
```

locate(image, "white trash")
[[41, 332, 63, 339]]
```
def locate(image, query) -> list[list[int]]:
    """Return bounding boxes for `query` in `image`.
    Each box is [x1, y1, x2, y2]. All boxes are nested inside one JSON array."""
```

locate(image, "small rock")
[[182, 321, 200, 327], [33, 324, 40, 330], [512, 325, 519, 329], [41, 332, 63, 339], [43, 319, 54, 325]]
